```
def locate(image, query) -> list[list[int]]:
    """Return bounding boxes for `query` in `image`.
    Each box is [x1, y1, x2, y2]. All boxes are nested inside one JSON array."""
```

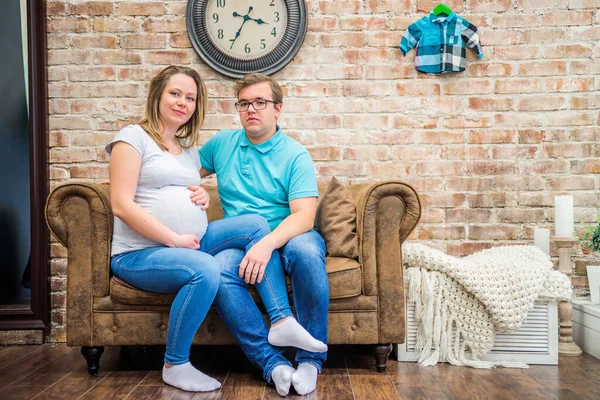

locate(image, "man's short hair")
[[234, 73, 283, 105]]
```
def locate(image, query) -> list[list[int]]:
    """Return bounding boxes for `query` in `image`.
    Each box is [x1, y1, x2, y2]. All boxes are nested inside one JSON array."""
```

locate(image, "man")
[[191, 73, 328, 396]]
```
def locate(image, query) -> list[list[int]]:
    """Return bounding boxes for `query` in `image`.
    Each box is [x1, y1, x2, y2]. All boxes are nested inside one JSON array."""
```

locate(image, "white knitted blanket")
[[402, 243, 573, 369]]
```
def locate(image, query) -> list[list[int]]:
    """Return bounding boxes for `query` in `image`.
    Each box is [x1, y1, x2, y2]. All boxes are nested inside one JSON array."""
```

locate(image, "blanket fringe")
[[407, 267, 529, 370]]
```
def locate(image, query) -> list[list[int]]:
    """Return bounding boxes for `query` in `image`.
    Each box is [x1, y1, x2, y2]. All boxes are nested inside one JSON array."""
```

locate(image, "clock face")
[[186, 0, 307, 78], [205, 0, 288, 60]]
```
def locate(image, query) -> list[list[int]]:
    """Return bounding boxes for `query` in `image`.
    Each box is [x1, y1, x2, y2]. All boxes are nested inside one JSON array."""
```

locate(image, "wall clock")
[[186, 0, 307, 78]]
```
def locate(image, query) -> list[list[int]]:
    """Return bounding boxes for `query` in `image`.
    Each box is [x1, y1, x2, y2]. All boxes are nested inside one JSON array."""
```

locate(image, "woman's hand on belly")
[[171, 233, 200, 250]]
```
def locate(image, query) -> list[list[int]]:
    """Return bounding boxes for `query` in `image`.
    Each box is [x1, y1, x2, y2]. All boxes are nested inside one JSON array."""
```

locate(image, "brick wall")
[[45, 0, 600, 341]]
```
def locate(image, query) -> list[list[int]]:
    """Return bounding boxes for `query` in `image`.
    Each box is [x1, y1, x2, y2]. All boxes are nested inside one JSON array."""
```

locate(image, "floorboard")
[[1, 344, 600, 399]]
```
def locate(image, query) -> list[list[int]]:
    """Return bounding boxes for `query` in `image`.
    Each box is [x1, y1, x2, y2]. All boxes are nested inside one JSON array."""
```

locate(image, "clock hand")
[[229, 7, 269, 50]]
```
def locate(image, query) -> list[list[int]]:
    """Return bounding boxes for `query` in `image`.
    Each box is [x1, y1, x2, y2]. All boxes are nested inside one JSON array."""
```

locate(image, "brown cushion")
[[109, 256, 361, 307], [315, 177, 359, 259]]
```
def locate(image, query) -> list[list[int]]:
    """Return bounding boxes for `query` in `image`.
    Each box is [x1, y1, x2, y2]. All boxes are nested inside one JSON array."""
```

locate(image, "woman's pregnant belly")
[[137, 186, 208, 241]]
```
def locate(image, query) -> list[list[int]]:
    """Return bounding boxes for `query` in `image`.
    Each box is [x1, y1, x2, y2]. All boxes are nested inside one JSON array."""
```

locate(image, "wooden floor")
[[1, 343, 600, 400]]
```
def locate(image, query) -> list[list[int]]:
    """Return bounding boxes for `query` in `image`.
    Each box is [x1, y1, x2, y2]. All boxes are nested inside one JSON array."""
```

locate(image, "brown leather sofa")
[[45, 181, 421, 375]]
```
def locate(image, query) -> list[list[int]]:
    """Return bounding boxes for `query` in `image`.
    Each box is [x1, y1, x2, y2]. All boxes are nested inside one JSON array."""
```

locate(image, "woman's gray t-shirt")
[[106, 124, 208, 256]]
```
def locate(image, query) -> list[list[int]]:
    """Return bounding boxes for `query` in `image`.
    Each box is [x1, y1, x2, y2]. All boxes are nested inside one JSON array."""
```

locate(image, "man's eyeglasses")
[[235, 99, 277, 112]]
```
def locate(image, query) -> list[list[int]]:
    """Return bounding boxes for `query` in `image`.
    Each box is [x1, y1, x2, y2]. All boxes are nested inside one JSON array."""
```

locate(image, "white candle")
[[534, 228, 550, 255], [555, 195, 574, 238]]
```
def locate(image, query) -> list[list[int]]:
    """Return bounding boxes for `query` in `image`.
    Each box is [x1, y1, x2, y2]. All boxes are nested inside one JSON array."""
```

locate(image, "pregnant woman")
[[107, 66, 324, 393]]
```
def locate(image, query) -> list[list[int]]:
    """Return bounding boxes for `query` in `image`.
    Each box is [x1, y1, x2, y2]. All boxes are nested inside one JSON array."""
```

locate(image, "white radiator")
[[394, 299, 558, 365]]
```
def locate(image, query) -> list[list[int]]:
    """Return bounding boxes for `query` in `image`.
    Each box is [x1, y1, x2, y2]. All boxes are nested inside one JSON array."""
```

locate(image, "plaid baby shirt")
[[400, 12, 483, 74]]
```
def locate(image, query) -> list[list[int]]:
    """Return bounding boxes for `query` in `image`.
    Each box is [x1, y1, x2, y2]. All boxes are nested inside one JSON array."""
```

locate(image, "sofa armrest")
[[45, 182, 113, 346], [353, 181, 421, 343]]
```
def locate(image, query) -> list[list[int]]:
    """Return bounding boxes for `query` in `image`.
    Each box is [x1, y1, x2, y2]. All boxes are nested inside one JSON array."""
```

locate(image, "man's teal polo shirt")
[[199, 127, 318, 230]]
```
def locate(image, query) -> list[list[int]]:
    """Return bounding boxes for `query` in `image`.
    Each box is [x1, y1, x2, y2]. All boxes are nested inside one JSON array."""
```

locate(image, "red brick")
[[415, 131, 464, 145], [367, 0, 412, 13], [447, 209, 493, 223], [445, 116, 494, 129], [339, 16, 387, 31], [308, 17, 338, 32], [447, 242, 495, 256], [568, 26, 600, 40], [468, 130, 516, 144], [93, 50, 142, 65], [391, 146, 440, 161], [69, 67, 116, 82], [466, 63, 512, 77], [495, 175, 546, 191], [342, 146, 389, 161], [416, 161, 463, 176], [527, 160, 570, 174], [48, 83, 92, 98], [396, 82, 440, 96], [521, 28, 568, 43], [498, 209, 545, 223], [47, 34, 69, 49], [49, 166, 69, 180], [518, 61, 567, 76], [545, 78, 594, 92], [71, 100, 96, 114], [319, 0, 363, 14], [518, 96, 567, 111], [393, 115, 439, 129], [491, 14, 540, 28], [49, 132, 69, 147], [421, 209, 445, 223], [571, 60, 600, 75], [571, 94, 600, 110], [468, 0, 512, 11], [469, 98, 515, 112], [118, 2, 165, 16], [367, 31, 402, 47], [543, 11, 593, 26], [545, 112, 596, 127], [49, 100, 69, 114], [70, 165, 109, 179], [47, 1, 66, 16], [443, 80, 493, 95], [470, 193, 518, 208], [50, 148, 96, 162], [467, 161, 515, 175], [494, 113, 544, 128], [320, 32, 366, 47], [48, 18, 91, 33], [369, 163, 413, 178], [571, 160, 600, 174], [121, 34, 167, 49], [446, 177, 495, 191], [469, 225, 519, 240], [71, 132, 115, 147], [544, 44, 593, 58], [169, 34, 192, 48], [492, 145, 538, 159], [145, 51, 190, 65], [547, 176, 596, 191], [518, 130, 546, 144], [69, 1, 114, 16], [517, 0, 567, 10], [365, 131, 413, 145], [420, 193, 467, 208], [441, 143, 488, 159], [493, 46, 542, 60], [419, 226, 466, 240], [518, 192, 553, 207], [93, 17, 142, 32], [318, 163, 370, 177], [143, 18, 187, 33], [389, 16, 416, 31], [343, 115, 389, 129], [495, 79, 545, 94]]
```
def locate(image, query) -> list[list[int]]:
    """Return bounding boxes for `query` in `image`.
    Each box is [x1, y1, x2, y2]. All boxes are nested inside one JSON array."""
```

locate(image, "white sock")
[[292, 363, 318, 395], [268, 318, 328, 353], [162, 362, 221, 392], [271, 365, 295, 396]]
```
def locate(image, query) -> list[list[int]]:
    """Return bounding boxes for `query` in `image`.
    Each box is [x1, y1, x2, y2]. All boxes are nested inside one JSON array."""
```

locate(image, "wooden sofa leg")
[[81, 346, 105, 375], [374, 344, 392, 372]]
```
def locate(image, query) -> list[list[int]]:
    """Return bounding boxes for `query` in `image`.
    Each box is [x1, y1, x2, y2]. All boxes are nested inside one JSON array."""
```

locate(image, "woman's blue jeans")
[[110, 214, 292, 365]]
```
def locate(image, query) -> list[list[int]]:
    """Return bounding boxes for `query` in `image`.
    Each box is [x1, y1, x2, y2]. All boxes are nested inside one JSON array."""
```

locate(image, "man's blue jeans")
[[213, 229, 329, 383], [111, 214, 294, 365]]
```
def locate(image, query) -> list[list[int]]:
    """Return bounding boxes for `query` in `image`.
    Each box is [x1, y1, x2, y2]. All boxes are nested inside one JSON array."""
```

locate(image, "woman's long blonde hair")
[[139, 65, 207, 151]]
